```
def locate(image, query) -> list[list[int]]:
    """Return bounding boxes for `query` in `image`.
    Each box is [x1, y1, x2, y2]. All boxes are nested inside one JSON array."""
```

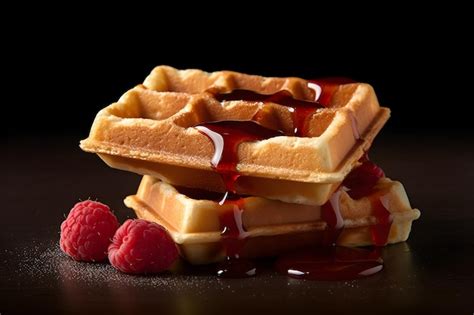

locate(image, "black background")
[[5, 14, 472, 139], [3, 12, 474, 314]]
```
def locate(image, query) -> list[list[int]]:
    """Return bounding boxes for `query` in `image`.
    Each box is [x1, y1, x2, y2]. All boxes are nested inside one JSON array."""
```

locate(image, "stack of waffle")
[[80, 66, 420, 264]]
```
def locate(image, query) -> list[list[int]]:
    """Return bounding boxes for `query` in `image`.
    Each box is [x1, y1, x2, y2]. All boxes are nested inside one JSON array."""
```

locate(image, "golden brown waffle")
[[80, 66, 390, 205], [124, 176, 420, 264]]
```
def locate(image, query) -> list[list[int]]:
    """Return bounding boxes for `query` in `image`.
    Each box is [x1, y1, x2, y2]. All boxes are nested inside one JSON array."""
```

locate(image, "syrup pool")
[[275, 246, 383, 281]]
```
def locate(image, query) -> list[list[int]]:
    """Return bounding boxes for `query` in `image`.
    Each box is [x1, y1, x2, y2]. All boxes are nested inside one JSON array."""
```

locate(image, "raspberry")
[[60, 200, 119, 262], [108, 219, 179, 274]]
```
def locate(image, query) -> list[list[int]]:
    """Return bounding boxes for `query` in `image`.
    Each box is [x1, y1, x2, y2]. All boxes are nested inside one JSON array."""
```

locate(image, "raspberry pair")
[[60, 200, 178, 274]]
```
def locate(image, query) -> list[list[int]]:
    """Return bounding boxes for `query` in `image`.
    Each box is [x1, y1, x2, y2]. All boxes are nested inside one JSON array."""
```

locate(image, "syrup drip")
[[216, 199, 256, 278], [195, 121, 283, 194], [175, 187, 255, 277], [342, 157, 393, 245], [275, 157, 391, 281], [370, 195, 392, 246], [196, 121, 283, 278], [320, 191, 344, 246]]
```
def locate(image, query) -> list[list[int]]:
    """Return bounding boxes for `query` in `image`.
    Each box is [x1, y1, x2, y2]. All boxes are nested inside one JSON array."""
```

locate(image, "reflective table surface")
[[2, 132, 473, 314]]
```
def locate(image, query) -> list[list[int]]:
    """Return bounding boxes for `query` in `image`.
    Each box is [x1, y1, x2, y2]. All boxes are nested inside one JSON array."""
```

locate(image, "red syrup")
[[343, 158, 393, 246], [275, 247, 383, 281], [174, 187, 255, 277], [214, 89, 321, 136], [196, 80, 369, 279], [216, 199, 257, 278], [309, 77, 355, 106], [370, 195, 392, 246], [275, 158, 390, 281], [213, 78, 354, 137], [196, 121, 284, 278], [321, 191, 344, 246], [195, 121, 283, 194]]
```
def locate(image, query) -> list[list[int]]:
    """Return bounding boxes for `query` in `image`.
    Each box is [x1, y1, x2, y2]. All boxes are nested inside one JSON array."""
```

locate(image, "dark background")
[[5, 16, 473, 139], [3, 14, 474, 314]]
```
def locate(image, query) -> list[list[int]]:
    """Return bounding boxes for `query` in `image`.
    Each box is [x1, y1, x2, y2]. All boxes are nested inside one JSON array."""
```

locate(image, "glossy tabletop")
[[2, 132, 473, 314]]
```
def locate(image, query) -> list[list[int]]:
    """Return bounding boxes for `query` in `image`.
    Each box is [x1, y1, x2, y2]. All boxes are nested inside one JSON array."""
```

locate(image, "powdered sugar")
[[11, 239, 277, 295], [8, 238, 368, 299], [14, 240, 211, 290]]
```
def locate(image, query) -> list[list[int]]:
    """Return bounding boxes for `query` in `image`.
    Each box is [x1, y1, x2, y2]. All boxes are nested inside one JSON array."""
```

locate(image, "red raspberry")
[[60, 200, 119, 262], [108, 219, 179, 274]]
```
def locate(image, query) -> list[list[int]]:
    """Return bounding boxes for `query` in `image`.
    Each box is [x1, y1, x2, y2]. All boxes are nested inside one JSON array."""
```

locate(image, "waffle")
[[124, 176, 420, 264], [80, 66, 390, 205]]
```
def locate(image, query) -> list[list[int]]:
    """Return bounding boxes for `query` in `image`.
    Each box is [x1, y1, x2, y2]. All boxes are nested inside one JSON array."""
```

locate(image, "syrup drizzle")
[[342, 157, 393, 245], [175, 185, 256, 277], [214, 89, 323, 136], [309, 77, 355, 106], [321, 190, 344, 246], [195, 121, 283, 194], [275, 158, 391, 281], [195, 79, 393, 280], [216, 199, 256, 278], [212, 78, 354, 137], [370, 194, 392, 246], [196, 121, 283, 278]]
